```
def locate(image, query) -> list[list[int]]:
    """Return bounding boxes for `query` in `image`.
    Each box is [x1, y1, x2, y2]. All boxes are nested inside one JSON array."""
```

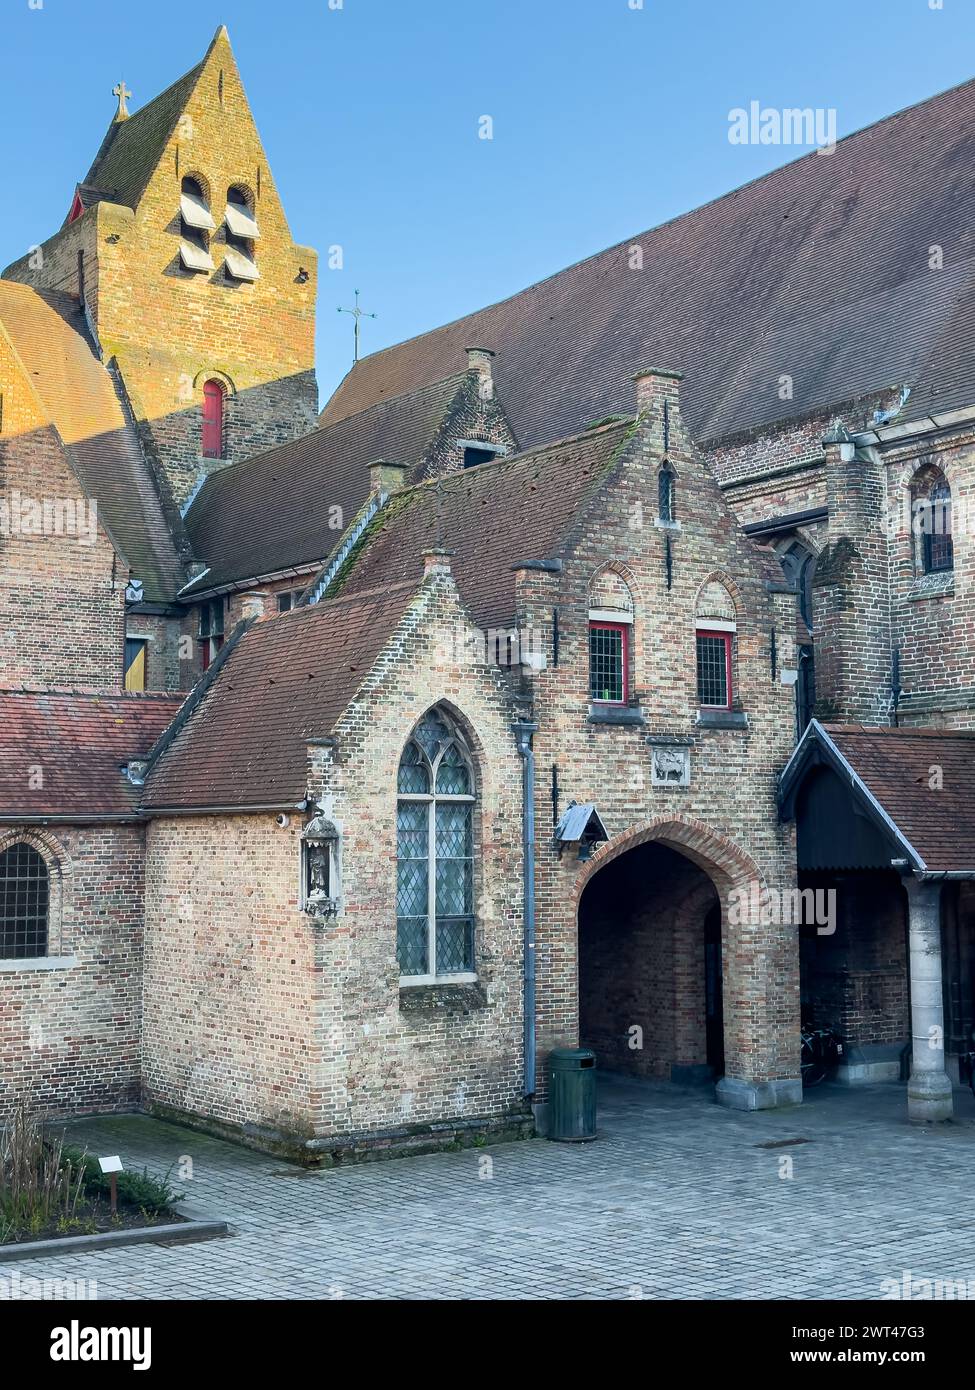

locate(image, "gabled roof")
[[779, 720, 975, 875], [0, 691, 183, 820], [322, 76, 975, 449], [182, 372, 475, 595], [73, 58, 205, 217], [326, 418, 634, 631], [0, 281, 184, 602], [142, 581, 422, 810]]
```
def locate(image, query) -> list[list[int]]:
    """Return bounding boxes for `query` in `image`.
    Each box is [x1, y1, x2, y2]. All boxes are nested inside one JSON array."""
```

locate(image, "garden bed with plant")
[[1, 1101, 185, 1247]]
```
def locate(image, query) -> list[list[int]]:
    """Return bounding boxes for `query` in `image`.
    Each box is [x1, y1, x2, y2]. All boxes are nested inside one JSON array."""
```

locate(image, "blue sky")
[[3, 0, 973, 404]]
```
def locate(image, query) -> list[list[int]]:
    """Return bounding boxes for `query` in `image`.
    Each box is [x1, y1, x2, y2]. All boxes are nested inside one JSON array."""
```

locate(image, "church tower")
[[3, 26, 319, 516]]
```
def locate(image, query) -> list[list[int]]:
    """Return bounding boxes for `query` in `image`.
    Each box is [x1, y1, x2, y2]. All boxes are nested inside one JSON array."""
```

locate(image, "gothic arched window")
[[775, 537, 816, 633], [396, 708, 476, 981], [911, 465, 953, 574], [0, 842, 49, 959]]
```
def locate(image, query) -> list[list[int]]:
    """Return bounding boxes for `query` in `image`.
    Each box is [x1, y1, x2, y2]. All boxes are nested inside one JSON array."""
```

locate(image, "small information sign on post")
[[98, 1155, 124, 1215]]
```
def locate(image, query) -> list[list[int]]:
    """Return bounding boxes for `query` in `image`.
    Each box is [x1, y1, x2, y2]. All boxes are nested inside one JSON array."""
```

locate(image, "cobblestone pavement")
[[8, 1076, 975, 1299]]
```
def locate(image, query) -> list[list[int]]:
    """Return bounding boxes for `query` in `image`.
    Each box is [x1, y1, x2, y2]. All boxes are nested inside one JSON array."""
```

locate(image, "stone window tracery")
[[396, 708, 476, 982]]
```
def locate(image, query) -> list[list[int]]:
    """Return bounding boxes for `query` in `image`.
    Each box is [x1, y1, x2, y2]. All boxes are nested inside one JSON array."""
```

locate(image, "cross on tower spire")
[[113, 81, 132, 121], [337, 289, 377, 365]]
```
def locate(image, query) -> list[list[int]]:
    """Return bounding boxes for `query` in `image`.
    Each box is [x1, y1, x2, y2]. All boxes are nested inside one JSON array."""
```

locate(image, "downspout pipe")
[[513, 720, 539, 1099]]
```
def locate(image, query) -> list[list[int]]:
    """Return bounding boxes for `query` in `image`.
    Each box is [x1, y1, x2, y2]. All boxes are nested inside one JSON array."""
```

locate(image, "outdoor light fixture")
[[554, 800, 609, 862]]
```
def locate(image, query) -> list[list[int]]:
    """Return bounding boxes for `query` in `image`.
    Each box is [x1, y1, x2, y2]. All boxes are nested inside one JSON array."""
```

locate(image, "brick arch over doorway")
[[568, 816, 802, 1112], [573, 815, 766, 905]]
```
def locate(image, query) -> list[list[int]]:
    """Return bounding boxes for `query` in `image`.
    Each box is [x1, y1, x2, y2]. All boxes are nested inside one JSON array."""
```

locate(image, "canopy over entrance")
[[779, 719, 975, 1121], [779, 720, 975, 878]]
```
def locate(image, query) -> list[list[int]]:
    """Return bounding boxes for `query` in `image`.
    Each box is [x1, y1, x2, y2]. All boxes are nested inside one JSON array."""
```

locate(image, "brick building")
[[2, 29, 974, 1148]]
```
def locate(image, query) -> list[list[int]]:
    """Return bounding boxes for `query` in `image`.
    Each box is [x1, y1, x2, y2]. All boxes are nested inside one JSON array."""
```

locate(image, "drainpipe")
[[513, 720, 539, 1098]]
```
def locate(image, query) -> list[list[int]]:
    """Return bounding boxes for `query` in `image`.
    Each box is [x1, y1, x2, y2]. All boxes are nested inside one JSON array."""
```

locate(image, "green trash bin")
[[548, 1047, 597, 1141]]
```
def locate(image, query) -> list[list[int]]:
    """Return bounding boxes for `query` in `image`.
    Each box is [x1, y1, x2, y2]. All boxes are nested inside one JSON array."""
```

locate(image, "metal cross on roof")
[[113, 81, 132, 120], [337, 289, 377, 364]]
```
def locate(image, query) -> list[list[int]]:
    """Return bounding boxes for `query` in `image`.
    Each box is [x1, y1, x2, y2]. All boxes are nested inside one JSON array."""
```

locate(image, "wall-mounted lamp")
[[554, 800, 609, 862]]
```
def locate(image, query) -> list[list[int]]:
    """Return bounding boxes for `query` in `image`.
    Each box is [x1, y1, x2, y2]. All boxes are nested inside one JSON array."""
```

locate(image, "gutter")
[[0, 814, 143, 825], [142, 802, 300, 817], [177, 561, 322, 604], [512, 719, 539, 1099]]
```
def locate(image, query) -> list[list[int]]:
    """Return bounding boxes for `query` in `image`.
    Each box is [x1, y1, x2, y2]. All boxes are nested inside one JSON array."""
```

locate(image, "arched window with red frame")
[[202, 379, 225, 460]]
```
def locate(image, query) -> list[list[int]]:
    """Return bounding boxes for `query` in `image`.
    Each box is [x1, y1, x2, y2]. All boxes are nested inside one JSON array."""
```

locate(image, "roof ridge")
[[80, 55, 207, 210], [275, 575, 421, 621], [334, 74, 975, 388], [397, 414, 635, 499], [828, 722, 975, 739], [0, 686, 184, 701], [124, 57, 207, 128], [188, 370, 472, 511]]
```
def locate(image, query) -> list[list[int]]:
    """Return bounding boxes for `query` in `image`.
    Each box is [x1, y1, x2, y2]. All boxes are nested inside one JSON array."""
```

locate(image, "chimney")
[[240, 589, 270, 621], [368, 459, 409, 495], [632, 366, 683, 415], [632, 367, 685, 455], [465, 345, 495, 401], [423, 547, 454, 578]]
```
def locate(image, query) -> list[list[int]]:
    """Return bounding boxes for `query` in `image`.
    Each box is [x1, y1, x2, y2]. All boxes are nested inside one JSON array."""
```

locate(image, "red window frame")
[[588, 621, 629, 705], [202, 380, 225, 459], [696, 629, 733, 709]]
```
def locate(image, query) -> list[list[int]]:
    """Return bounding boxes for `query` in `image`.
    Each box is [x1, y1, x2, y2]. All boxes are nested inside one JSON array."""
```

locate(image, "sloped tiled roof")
[[183, 373, 472, 594], [0, 282, 184, 602], [0, 691, 183, 819], [142, 581, 421, 810], [75, 61, 205, 216], [322, 76, 975, 449], [331, 418, 634, 631], [824, 724, 975, 874]]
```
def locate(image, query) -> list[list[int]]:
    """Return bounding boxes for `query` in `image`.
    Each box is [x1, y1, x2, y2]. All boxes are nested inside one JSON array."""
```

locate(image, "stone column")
[[905, 877, 953, 1122]]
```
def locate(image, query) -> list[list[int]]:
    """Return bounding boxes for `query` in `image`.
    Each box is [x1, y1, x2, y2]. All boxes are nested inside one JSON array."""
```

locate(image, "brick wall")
[[0, 334, 125, 689], [513, 375, 802, 1095], [799, 872, 909, 1047], [142, 813, 316, 1134], [143, 574, 527, 1142], [0, 825, 145, 1117], [885, 430, 975, 729]]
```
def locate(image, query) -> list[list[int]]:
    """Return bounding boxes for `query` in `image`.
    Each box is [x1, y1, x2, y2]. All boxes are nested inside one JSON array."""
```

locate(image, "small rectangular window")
[[124, 637, 148, 692], [463, 446, 496, 468], [277, 591, 297, 613], [697, 631, 732, 708], [589, 622, 628, 704], [199, 598, 225, 670]]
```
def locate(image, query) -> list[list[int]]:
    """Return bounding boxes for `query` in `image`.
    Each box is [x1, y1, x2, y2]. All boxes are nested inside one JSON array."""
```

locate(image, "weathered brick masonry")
[[0, 825, 145, 1116]]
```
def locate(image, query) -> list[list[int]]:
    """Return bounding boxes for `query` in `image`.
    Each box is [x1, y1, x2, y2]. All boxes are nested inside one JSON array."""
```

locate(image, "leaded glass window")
[[396, 709, 475, 980], [589, 622, 628, 703], [696, 631, 731, 708], [0, 843, 49, 960]]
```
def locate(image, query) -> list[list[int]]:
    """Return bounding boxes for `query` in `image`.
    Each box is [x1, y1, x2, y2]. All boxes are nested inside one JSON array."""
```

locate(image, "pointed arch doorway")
[[578, 839, 725, 1084]]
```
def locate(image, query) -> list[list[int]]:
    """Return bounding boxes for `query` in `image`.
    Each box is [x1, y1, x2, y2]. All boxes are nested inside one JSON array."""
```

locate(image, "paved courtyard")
[[9, 1075, 975, 1299]]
